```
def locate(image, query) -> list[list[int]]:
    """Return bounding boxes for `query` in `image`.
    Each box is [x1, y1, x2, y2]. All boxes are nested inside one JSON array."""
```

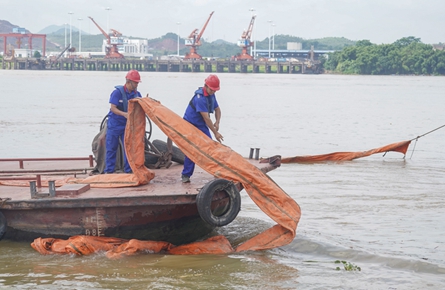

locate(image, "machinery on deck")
[[3, 44, 15, 61], [88, 16, 124, 59], [184, 11, 214, 60], [46, 44, 72, 68], [236, 15, 256, 60]]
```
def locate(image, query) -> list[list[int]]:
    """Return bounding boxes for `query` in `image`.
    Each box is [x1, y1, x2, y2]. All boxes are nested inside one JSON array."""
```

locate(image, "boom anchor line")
[[260, 124, 445, 164], [409, 124, 445, 159]]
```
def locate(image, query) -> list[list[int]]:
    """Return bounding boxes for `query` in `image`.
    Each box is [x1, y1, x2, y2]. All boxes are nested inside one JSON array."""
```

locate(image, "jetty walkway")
[[2, 57, 321, 74]]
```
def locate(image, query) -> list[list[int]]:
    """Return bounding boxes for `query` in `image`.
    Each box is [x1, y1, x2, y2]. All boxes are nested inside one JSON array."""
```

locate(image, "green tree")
[[324, 36, 445, 75], [393, 36, 421, 47], [355, 40, 373, 47]]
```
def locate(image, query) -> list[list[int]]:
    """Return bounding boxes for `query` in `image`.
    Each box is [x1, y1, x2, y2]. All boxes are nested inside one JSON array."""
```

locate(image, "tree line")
[[323, 37, 445, 75]]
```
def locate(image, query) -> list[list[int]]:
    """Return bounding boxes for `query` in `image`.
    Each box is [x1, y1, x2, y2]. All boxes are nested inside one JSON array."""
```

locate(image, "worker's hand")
[[213, 122, 219, 132], [215, 132, 224, 143]]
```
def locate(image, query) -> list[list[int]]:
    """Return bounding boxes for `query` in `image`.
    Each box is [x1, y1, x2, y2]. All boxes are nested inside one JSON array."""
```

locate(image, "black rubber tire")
[[196, 179, 241, 227], [100, 114, 153, 141], [100, 114, 108, 131], [0, 211, 6, 240], [152, 139, 185, 164], [144, 154, 159, 166]]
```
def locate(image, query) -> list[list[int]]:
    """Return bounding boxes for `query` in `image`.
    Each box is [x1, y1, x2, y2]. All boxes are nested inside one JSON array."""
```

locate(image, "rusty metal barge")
[[0, 150, 279, 245]]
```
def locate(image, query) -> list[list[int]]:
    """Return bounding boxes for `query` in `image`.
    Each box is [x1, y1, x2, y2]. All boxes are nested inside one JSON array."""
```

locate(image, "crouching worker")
[[104, 70, 142, 174], [181, 74, 223, 183]]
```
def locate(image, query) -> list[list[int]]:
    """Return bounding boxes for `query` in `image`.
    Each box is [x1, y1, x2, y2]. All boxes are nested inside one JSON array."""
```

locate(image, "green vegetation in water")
[[334, 260, 361, 271], [304, 260, 362, 272]]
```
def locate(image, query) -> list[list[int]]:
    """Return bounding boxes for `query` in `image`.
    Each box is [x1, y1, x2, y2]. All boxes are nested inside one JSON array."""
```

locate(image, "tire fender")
[[0, 211, 6, 240], [196, 179, 241, 227]]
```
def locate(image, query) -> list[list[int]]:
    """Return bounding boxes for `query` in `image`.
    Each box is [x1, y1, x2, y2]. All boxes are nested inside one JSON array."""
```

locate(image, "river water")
[[1, 70, 444, 289]]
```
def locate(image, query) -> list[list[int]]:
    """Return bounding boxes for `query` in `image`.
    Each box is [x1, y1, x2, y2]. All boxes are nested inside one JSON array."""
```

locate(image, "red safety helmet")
[[204, 74, 220, 91], [126, 70, 141, 83]]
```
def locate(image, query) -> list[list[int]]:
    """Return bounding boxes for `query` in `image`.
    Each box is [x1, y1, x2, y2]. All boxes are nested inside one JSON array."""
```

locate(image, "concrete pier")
[[2, 57, 322, 74]]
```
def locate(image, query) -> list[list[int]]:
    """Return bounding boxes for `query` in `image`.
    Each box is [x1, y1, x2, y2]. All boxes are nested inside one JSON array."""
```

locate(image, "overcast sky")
[[1, 0, 444, 44]]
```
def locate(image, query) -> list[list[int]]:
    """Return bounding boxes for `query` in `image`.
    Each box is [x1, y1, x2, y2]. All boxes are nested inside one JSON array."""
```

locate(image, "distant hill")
[[38, 24, 88, 36], [0, 19, 31, 33], [38, 25, 63, 35], [213, 39, 234, 45]]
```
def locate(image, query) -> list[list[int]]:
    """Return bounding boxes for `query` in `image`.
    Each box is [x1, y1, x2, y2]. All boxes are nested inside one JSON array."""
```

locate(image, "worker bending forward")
[[181, 74, 223, 183], [104, 70, 142, 174]]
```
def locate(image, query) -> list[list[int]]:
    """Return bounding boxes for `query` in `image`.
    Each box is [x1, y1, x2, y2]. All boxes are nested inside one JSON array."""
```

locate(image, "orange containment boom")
[[31, 97, 301, 256], [31, 235, 234, 258], [261, 140, 412, 164]]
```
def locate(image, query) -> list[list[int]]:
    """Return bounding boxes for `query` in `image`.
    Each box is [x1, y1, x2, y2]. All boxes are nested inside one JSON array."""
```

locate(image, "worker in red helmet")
[[181, 74, 223, 183], [104, 70, 142, 174]]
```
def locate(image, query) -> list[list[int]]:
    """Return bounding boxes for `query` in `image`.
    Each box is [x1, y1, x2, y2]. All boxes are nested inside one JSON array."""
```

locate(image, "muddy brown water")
[[1, 71, 444, 289]]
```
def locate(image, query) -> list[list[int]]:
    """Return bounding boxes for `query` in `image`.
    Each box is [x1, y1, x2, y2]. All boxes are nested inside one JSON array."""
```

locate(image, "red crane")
[[0, 33, 47, 57], [184, 11, 214, 59], [88, 16, 124, 59], [236, 15, 256, 60]]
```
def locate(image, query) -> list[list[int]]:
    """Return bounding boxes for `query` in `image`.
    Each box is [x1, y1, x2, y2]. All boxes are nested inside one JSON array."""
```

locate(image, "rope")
[[0, 198, 11, 207], [409, 124, 445, 159], [409, 124, 445, 142], [409, 139, 418, 159]]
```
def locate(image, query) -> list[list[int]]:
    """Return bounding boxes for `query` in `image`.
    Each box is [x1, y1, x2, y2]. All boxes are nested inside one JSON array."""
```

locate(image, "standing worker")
[[181, 74, 223, 183], [104, 70, 142, 174]]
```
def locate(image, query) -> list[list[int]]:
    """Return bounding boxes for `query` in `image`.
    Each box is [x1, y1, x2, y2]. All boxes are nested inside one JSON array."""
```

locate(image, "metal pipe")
[[0, 157, 94, 162], [36, 174, 41, 188], [1, 168, 91, 174], [255, 148, 260, 160], [249, 148, 254, 159], [49, 180, 56, 197], [0, 175, 42, 187], [30, 181, 37, 198], [0, 156, 94, 170]]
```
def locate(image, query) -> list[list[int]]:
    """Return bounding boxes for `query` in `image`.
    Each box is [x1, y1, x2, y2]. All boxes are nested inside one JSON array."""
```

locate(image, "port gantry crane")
[[88, 16, 124, 59], [237, 15, 256, 60], [184, 11, 214, 60]]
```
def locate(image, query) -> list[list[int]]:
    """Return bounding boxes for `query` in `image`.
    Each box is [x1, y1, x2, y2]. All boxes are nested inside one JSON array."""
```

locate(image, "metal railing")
[[0, 156, 94, 169], [0, 156, 94, 189]]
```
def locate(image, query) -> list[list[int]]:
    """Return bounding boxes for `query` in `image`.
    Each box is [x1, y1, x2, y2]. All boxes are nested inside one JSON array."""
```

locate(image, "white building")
[[102, 38, 150, 57], [14, 48, 31, 58], [287, 42, 303, 50]]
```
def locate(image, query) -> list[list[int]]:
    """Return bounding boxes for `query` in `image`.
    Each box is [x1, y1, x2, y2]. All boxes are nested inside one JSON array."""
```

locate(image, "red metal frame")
[[0, 33, 46, 56], [0, 156, 94, 169], [0, 175, 42, 187]]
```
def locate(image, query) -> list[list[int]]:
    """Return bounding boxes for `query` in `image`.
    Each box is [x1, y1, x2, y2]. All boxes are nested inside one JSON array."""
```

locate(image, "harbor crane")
[[88, 16, 124, 59], [236, 15, 256, 60], [184, 11, 214, 59]]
